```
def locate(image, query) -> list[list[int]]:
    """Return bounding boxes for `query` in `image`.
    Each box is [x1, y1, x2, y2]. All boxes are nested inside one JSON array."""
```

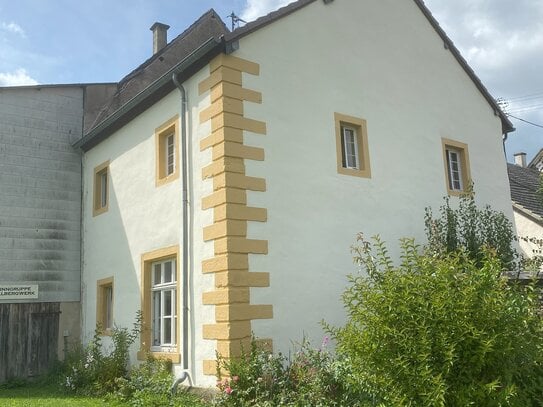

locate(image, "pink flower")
[[225, 386, 233, 395], [321, 335, 330, 348]]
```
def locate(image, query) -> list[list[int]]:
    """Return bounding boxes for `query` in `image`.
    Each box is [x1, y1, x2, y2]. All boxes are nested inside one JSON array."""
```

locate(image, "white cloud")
[[241, 0, 296, 22], [1, 21, 25, 37], [0, 68, 38, 86]]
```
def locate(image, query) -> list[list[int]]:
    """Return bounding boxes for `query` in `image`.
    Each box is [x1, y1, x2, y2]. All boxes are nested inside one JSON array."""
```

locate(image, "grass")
[[0, 381, 127, 406], [0, 379, 211, 407]]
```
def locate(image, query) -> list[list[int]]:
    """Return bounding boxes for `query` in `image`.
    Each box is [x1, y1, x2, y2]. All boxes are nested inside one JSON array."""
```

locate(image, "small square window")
[[156, 116, 179, 186], [93, 161, 109, 216], [334, 113, 371, 178], [97, 277, 113, 335], [442, 138, 471, 195]]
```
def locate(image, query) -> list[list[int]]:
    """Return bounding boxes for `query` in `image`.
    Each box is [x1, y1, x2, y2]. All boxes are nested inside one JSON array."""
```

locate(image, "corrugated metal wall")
[[0, 86, 83, 302]]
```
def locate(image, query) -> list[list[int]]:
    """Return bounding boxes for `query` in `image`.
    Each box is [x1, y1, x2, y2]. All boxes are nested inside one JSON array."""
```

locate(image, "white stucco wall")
[[230, 0, 514, 355], [81, 69, 217, 385], [513, 208, 543, 258]]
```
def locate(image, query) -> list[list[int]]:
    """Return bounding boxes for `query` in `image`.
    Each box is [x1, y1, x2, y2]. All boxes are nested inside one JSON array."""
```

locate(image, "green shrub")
[[113, 354, 208, 407], [59, 313, 142, 395], [115, 355, 172, 406], [329, 235, 543, 406], [425, 187, 517, 270], [213, 338, 371, 407]]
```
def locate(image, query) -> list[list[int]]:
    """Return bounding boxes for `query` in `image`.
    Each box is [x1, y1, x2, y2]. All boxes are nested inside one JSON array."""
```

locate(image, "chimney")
[[514, 152, 527, 167], [150, 22, 170, 55]]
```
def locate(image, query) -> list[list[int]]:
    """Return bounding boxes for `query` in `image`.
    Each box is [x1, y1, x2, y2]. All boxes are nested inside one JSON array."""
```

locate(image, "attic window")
[[334, 112, 371, 178], [442, 138, 471, 196], [155, 116, 179, 187]]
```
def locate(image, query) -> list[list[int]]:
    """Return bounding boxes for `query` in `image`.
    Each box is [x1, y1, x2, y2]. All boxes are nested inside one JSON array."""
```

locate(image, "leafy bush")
[[329, 235, 543, 406], [59, 313, 142, 395], [425, 188, 517, 270], [213, 338, 371, 406]]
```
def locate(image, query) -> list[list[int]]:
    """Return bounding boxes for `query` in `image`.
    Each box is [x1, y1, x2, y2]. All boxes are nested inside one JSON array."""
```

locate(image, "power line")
[[507, 91, 543, 102], [507, 114, 543, 129], [507, 103, 543, 114]]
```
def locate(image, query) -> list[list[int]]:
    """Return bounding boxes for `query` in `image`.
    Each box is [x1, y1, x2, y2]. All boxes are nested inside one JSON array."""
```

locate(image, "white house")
[[508, 153, 543, 259], [72, 0, 514, 387]]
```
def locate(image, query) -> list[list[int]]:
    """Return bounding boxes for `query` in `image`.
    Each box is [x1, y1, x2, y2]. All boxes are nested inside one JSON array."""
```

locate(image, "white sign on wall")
[[0, 285, 39, 300]]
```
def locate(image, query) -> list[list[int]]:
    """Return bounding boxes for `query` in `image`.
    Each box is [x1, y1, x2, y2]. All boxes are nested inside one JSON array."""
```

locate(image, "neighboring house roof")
[[75, 0, 514, 151], [528, 148, 543, 171], [507, 163, 543, 221]]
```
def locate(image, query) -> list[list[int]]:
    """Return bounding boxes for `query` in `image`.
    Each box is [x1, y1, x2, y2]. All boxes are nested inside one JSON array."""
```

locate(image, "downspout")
[[171, 73, 193, 389]]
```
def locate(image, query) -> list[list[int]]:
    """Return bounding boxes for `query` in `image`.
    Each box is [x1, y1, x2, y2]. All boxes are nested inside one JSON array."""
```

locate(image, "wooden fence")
[[0, 302, 60, 382]]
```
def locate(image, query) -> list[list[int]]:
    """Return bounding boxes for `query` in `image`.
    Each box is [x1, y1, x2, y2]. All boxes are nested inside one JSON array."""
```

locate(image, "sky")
[[0, 0, 541, 163]]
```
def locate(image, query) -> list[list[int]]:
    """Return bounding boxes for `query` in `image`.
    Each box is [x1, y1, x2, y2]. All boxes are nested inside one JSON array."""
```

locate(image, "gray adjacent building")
[[0, 83, 115, 381]]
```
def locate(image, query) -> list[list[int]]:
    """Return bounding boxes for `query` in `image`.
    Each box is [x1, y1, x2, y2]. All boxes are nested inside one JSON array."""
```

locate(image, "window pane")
[[163, 317, 171, 344], [105, 286, 113, 329], [152, 291, 161, 346], [100, 172, 107, 208], [164, 290, 172, 317], [164, 261, 172, 283], [172, 316, 177, 345], [166, 134, 175, 175], [153, 264, 161, 285]]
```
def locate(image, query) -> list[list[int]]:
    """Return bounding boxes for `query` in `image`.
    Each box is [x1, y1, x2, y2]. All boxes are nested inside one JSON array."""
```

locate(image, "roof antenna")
[[227, 11, 246, 31]]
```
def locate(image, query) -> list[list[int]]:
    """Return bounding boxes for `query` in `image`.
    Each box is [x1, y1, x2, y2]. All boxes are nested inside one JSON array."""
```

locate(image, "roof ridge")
[[117, 9, 225, 89], [226, 0, 315, 41]]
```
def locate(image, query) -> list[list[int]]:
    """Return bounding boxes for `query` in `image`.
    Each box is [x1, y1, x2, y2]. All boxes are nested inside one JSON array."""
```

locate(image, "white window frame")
[[342, 125, 359, 170], [151, 258, 177, 351], [99, 171, 108, 208], [104, 285, 113, 330], [165, 133, 175, 176], [93, 161, 109, 217], [446, 148, 463, 191], [155, 116, 179, 187]]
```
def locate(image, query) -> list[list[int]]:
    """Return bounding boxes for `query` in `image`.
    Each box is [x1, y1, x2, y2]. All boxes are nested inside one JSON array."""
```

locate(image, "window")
[[96, 277, 113, 335], [93, 161, 109, 216], [139, 246, 180, 362], [334, 112, 371, 178], [155, 116, 179, 186], [442, 138, 471, 195], [151, 259, 177, 349], [342, 126, 359, 169]]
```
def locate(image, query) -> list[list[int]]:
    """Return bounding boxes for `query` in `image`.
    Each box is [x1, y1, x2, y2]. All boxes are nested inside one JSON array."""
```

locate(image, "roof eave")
[[226, 0, 515, 134], [411, 0, 514, 134], [224, 0, 317, 43], [512, 203, 543, 226], [74, 37, 224, 151]]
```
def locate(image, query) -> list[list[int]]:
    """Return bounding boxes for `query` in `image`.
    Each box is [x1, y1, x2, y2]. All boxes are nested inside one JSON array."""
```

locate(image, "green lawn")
[[0, 381, 210, 406], [0, 382, 127, 406]]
